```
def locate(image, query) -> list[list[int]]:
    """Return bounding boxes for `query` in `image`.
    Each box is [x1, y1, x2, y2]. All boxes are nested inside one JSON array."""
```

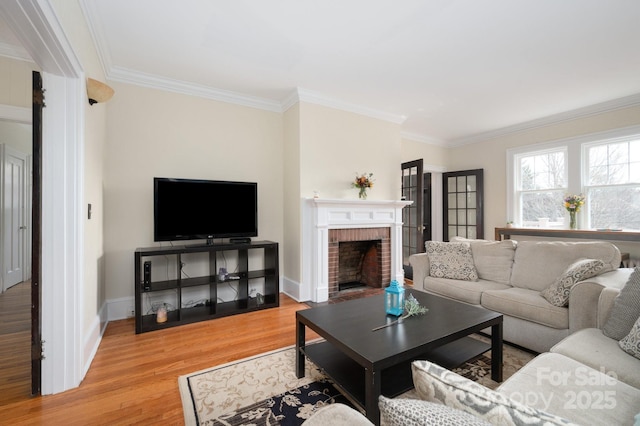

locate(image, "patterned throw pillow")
[[379, 396, 490, 426], [411, 360, 575, 426], [426, 241, 478, 281], [540, 258, 606, 307], [603, 266, 640, 340], [619, 316, 640, 360]]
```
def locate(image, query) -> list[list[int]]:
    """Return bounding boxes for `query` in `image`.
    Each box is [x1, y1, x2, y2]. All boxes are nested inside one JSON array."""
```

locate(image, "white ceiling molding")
[[400, 131, 447, 147], [107, 66, 282, 112], [449, 93, 640, 147], [0, 104, 31, 123], [292, 88, 407, 125], [0, 40, 32, 62]]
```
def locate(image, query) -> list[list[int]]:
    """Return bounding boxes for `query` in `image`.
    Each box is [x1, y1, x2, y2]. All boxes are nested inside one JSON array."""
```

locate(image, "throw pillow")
[[603, 266, 640, 340], [451, 237, 516, 285], [619, 316, 640, 360], [411, 360, 574, 426], [378, 396, 490, 426], [426, 241, 478, 281], [540, 258, 606, 307]]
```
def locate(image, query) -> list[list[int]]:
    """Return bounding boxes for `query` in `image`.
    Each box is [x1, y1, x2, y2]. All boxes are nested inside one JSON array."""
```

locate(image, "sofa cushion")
[[551, 328, 640, 389], [411, 360, 573, 425], [482, 288, 568, 329], [301, 403, 373, 426], [602, 266, 640, 340], [423, 277, 511, 305], [510, 241, 619, 292], [619, 316, 640, 360], [540, 258, 606, 307], [426, 241, 478, 281], [451, 237, 516, 285], [379, 396, 490, 426], [498, 352, 640, 426]]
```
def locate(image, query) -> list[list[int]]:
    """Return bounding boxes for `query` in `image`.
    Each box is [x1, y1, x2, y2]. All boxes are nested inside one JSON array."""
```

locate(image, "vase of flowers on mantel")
[[352, 172, 374, 199], [564, 194, 585, 230]]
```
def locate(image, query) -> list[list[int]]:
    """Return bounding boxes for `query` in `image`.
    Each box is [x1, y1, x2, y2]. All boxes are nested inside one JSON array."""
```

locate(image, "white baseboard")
[[107, 296, 136, 321], [282, 276, 302, 302], [82, 302, 108, 377]]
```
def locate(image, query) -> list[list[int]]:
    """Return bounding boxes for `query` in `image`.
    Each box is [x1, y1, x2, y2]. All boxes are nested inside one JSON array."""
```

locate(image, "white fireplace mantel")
[[300, 198, 412, 302]]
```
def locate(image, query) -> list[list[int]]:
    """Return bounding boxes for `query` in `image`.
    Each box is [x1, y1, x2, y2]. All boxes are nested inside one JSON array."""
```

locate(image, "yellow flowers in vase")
[[564, 194, 585, 230]]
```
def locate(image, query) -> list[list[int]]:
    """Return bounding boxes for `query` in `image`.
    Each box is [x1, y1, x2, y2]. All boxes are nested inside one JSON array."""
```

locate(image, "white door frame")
[[0, 0, 85, 394]]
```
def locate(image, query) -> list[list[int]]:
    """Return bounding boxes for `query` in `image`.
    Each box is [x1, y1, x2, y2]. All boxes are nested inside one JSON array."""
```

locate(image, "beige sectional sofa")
[[303, 268, 640, 425], [409, 238, 626, 353]]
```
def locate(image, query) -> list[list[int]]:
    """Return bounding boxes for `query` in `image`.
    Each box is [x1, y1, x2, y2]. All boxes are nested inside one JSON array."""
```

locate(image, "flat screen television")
[[154, 177, 258, 242]]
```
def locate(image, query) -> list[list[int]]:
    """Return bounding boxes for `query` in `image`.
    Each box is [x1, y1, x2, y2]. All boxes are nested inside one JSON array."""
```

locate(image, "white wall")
[[103, 82, 284, 303], [0, 121, 31, 153]]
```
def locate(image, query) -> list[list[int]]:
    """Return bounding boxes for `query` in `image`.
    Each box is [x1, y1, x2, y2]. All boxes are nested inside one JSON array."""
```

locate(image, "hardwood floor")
[[0, 281, 31, 405], [0, 294, 318, 425]]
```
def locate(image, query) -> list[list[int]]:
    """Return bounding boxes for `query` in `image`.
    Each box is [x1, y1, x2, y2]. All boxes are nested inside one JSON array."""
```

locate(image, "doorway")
[[401, 160, 432, 279], [0, 120, 33, 401]]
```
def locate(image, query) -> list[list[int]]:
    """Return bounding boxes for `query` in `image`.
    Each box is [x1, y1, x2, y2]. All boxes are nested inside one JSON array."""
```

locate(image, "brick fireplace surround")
[[300, 198, 412, 303]]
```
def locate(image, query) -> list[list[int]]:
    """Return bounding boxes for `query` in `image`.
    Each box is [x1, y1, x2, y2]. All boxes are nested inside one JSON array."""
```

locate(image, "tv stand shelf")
[[134, 240, 279, 334]]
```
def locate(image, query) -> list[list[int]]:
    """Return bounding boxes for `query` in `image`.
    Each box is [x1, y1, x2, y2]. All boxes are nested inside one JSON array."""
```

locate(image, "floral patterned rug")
[[178, 338, 534, 425]]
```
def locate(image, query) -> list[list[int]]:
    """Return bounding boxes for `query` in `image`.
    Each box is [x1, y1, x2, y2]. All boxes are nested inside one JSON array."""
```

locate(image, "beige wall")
[[0, 57, 33, 108], [0, 121, 31, 153], [299, 102, 402, 200], [449, 105, 640, 256], [401, 137, 450, 169], [283, 104, 301, 282], [103, 83, 284, 300]]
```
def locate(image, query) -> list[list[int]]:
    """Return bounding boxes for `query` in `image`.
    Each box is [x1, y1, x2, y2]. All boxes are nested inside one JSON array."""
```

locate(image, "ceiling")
[[4, 0, 640, 145]]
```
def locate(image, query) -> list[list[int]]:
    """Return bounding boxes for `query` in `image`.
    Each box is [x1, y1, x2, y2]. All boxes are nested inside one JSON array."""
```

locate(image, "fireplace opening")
[[328, 227, 391, 299]]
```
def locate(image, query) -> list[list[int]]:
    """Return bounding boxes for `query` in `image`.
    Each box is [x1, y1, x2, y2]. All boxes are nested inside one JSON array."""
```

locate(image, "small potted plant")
[[506, 221, 514, 228]]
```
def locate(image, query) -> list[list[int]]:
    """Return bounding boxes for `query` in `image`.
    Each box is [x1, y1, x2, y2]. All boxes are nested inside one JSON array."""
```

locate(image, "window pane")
[[457, 210, 467, 225], [457, 193, 466, 208], [467, 175, 476, 191], [448, 177, 456, 192], [448, 209, 457, 223], [521, 191, 565, 222], [467, 227, 477, 239], [448, 193, 456, 207], [467, 192, 477, 208], [518, 150, 565, 191], [589, 186, 640, 231], [467, 209, 476, 225], [457, 177, 466, 192]]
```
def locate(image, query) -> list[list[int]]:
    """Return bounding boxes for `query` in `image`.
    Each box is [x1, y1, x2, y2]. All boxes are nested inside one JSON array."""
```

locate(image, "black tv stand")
[[134, 240, 279, 334]]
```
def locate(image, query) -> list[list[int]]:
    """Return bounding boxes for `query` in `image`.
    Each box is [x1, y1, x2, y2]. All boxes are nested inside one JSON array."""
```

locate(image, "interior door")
[[3, 146, 26, 290], [443, 169, 484, 241], [31, 70, 43, 395], [401, 160, 431, 280]]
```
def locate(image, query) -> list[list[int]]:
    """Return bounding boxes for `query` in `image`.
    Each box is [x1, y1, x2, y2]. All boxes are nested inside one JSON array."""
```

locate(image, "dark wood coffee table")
[[296, 291, 503, 425]]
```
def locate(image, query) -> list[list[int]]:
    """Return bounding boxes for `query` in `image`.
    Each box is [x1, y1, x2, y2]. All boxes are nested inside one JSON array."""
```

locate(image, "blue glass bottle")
[[385, 280, 405, 316]]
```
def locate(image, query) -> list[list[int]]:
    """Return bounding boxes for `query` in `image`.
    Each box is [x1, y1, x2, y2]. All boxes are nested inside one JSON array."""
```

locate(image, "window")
[[585, 138, 640, 230], [515, 149, 567, 227], [507, 128, 640, 231]]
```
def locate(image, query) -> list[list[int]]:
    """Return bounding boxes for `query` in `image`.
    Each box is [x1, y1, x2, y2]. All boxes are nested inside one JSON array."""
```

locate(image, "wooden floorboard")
[[0, 281, 31, 405], [0, 293, 318, 425]]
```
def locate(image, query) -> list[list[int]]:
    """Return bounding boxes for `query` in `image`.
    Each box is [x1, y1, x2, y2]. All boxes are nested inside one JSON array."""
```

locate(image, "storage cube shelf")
[[134, 241, 279, 333]]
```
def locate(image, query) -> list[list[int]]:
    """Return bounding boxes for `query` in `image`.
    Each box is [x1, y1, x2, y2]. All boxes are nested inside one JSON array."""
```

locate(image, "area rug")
[[178, 337, 534, 426]]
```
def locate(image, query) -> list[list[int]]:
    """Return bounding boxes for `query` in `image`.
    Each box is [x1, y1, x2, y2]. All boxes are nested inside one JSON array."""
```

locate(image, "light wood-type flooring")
[[0, 281, 31, 405], [0, 293, 319, 425]]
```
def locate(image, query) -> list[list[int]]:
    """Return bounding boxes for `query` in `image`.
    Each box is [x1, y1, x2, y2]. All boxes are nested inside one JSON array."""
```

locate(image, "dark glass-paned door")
[[443, 169, 484, 241]]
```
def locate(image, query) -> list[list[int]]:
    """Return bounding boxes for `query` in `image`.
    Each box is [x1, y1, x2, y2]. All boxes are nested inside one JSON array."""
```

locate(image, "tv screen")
[[154, 177, 258, 242]]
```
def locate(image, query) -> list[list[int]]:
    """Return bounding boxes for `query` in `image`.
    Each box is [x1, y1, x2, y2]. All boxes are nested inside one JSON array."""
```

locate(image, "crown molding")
[[290, 88, 407, 125], [0, 41, 32, 62], [0, 104, 31, 123], [400, 131, 447, 146], [107, 66, 282, 112], [449, 93, 640, 147]]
